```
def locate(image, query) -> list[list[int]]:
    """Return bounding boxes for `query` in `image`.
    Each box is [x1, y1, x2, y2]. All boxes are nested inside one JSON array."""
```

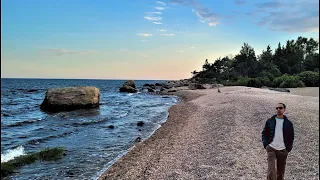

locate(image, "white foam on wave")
[[1, 145, 26, 163]]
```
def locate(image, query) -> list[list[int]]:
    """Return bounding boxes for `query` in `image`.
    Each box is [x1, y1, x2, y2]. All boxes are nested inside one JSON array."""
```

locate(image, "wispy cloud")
[[153, 22, 162, 24], [193, 8, 218, 26], [137, 33, 153, 37], [151, 12, 162, 14], [178, 50, 184, 53], [139, 53, 149, 58], [41, 48, 96, 56], [160, 33, 175, 36], [235, 0, 245, 5], [156, 1, 166, 6], [157, 29, 167, 32], [253, 0, 319, 32], [144, 16, 162, 21], [190, 45, 196, 48], [140, 40, 148, 42], [170, 0, 219, 26], [155, 6, 165, 10]]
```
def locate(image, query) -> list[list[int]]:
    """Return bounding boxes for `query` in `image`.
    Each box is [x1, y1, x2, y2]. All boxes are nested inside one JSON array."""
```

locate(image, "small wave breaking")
[[1, 145, 26, 163]]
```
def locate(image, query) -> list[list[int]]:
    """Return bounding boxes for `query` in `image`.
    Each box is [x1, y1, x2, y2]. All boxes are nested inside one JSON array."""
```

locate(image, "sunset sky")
[[1, 0, 319, 80]]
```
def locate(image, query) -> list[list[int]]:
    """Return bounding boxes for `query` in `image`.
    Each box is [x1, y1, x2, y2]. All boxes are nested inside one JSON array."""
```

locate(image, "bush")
[[247, 78, 262, 88], [298, 71, 319, 87], [272, 74, 305, 88], [235, 77, 250, 86]]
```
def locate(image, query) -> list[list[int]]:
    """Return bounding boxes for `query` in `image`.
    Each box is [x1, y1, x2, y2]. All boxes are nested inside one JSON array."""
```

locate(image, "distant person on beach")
[[262, 103, 294, 180]]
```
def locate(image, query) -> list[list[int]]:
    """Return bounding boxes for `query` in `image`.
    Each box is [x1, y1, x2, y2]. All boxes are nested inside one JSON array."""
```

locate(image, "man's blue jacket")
[[262, 115, 294, 152]]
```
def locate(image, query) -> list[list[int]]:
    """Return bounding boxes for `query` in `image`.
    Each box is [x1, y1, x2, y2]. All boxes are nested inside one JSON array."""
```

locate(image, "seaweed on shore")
[[1, 147, 65, 178]]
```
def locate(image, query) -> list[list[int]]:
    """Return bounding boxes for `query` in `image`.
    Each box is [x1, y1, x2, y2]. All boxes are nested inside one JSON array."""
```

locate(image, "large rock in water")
[[40, 86, 100, 112], [119, 80, 137, 93]]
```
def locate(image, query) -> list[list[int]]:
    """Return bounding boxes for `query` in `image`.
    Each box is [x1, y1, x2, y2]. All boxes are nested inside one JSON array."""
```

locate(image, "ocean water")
[[1, 78, 178, 180]]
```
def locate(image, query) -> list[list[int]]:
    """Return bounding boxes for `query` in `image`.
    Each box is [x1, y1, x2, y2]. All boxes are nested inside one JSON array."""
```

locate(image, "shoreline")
[[97, 89, 203, 179], [98, 86, 319, 179]]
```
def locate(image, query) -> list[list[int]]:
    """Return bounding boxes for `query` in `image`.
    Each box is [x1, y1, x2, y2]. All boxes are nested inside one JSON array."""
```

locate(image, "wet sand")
[[98, 86, 319, 179]]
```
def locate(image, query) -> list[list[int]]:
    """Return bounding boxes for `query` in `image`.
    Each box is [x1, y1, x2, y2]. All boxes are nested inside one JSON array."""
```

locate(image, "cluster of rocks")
[[39, 79, 222, 113]]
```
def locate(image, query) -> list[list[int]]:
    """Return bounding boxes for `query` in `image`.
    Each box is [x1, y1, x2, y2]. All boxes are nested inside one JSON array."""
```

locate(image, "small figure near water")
[[262, 103, 294, 180]]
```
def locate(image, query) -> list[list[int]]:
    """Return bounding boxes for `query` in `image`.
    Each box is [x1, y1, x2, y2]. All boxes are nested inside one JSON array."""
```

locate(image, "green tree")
[[233, 43, 258, 77]]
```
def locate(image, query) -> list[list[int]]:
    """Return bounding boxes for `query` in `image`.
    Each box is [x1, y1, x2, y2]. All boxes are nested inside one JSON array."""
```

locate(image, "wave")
[[1, 145, 26, 163], [71, 118, 111, 126], [26, 131, 74, 145], [4, 119, 42, 128]]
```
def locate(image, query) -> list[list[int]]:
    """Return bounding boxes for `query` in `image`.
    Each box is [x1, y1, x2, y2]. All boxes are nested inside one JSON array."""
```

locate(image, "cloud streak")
[[41, 48, 96, 56], [137, 33, 153, 37], [156, 1, 166, 6], [154, 6, 165, 10], [160, 33, 175, 36], [170, 0, 219, 26], [253, 0, 319, 32]]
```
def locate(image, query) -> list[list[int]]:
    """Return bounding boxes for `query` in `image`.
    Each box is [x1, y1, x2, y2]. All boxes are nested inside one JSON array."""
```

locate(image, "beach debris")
[[137, 121, 145, 127], [119, 80, 137, 93], [218, 88, 221, 93], [40, 86, 100, 113]]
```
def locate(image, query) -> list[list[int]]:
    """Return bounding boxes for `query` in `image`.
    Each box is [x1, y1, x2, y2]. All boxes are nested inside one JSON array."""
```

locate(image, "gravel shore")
[[98, 86, 319, 180]]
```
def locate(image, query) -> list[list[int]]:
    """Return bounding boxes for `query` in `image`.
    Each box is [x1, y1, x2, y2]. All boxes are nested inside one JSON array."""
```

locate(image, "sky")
[[1, 0, 319, 80]]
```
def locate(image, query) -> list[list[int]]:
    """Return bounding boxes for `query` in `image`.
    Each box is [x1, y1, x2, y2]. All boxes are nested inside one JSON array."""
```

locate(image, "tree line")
[[191, 36, 319, 88]]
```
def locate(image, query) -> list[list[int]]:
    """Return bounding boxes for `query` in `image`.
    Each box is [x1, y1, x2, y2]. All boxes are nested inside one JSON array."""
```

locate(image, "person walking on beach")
[[262, 103, 294, 180]]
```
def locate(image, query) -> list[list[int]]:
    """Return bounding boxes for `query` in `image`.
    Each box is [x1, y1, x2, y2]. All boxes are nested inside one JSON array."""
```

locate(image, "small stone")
[[137, 121, 144, 127]]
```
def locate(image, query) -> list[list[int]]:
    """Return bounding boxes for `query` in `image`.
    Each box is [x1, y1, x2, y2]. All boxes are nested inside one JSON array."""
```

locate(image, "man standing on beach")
[[262, 103, 294, 180]]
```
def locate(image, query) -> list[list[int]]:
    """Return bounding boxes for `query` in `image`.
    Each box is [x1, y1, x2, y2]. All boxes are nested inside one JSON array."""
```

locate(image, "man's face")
[[276, 104, 285, 115]]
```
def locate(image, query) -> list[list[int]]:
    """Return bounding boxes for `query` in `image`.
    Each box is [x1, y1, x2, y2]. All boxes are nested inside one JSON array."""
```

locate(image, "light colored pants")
[[266, 145, 289, 180]]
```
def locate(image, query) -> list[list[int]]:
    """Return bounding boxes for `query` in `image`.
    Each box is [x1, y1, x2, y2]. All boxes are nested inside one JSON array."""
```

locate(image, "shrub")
[[272, 74, 305, 88], [247, 78, 262, 88], [298, 71, 319, 87], [235, 77, 250, 86]]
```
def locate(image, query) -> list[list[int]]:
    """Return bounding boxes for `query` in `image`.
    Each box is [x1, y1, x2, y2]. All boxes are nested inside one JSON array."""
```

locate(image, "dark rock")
[[168, 90, 177, 92], [119, 80, 137, 93], [155, 83, 162, 86], [119, 85, 137, 93], [188, 83, 206, 90], [138, 129, 142, 131], [147, 88, 155, 92], [26, 89, 38, 93], [137, 121, 145, 126], [108, 125, 115, 129], [135, 137, 142, 143], [143, 83, 150, 87], [269, 88, 290, 92], [3, 113, 10, 117], [149, 84, 156, 89], [123, 80, 136, 88], [40, 86, 100, 113]]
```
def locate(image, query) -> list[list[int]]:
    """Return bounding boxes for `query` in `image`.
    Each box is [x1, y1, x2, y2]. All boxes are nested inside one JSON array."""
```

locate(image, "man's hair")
[[278, 103, 286, 109]]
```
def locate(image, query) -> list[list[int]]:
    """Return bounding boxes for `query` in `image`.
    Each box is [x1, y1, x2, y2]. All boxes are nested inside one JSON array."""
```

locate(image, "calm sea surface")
[[1, 78, 178, 179]]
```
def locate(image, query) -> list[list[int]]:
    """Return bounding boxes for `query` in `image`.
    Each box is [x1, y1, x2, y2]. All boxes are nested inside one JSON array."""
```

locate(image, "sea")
[[1, 78, 179, 180]]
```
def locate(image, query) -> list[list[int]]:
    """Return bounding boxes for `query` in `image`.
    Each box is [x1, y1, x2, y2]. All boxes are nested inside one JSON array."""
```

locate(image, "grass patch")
[[1, 147, 65, 178]]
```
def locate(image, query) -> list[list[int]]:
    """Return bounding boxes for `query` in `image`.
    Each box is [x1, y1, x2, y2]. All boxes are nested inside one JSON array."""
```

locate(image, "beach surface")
[[98, 86, 319, 179]]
